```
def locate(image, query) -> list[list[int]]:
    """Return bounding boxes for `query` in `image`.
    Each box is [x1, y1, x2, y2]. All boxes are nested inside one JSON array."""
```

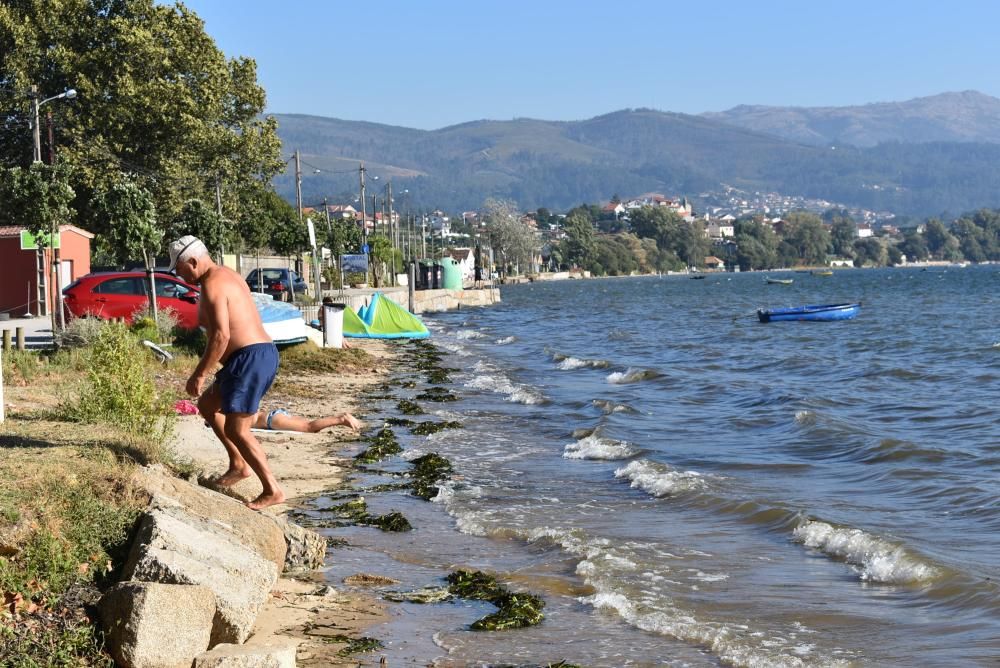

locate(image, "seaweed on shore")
[[409, 420, 463, 436], [385, 417, 415, 427], [416, 387, 458, 402], [396, 399, 425, 415], [311, 633, 384, 656], [354, 427, 403, 463], [409, 453, 453, 500], [446, 569, 545, 631], [330, 497, 413, 532]]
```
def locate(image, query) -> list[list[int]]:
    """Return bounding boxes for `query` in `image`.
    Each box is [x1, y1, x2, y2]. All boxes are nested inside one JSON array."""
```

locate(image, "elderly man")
[[167, 235, 285, 510]]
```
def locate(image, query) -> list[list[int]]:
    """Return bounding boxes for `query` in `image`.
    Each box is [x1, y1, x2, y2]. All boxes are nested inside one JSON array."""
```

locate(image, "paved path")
[[0, 316, 55, 349]]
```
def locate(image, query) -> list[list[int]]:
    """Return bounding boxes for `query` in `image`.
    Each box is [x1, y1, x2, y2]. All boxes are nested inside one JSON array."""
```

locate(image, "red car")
[[62, 271, 201, 329]]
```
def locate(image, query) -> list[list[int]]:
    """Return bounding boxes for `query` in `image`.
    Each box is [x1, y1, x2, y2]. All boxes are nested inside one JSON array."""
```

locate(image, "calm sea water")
[[318, 267, 1000, 667]]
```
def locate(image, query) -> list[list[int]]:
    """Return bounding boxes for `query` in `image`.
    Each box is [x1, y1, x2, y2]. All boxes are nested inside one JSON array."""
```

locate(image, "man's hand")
[[186, 373, 206, 397]]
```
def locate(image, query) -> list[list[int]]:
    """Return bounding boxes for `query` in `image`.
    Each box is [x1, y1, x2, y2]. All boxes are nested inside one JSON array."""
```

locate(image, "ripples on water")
[[330, 267, 1000, 667]]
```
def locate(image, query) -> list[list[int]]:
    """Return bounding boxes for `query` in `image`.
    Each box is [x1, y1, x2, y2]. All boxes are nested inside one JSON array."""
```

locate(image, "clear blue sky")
[[176, 0, 1000, 130]]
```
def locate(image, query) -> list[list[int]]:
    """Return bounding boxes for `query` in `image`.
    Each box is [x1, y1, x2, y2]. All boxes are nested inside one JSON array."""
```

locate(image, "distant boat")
[[757, 302, 860, 323], [812, 270, 833, 276], [765, 277, 794, 285], [690, 274, 706, 280]]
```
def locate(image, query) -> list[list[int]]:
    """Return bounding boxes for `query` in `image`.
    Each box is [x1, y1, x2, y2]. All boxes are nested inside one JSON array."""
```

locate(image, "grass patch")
[[279, 341, 372, 374]]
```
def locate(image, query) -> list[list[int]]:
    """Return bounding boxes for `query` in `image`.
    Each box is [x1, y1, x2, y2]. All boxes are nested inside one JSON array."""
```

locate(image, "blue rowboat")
[[757, 302, 860, 323]]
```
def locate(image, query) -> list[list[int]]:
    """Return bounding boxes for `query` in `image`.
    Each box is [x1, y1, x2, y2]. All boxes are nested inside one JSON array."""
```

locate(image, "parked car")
[[62, 271, 200, 329], [245, 268, 308, 301]]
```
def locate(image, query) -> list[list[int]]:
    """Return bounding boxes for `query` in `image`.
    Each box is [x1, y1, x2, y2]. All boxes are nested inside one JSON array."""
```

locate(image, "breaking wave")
[[614, 459, 707, 496], [564, 433, 636, 460], [792, 520, 940, 584], [465, 372, 545, 405], [607, 367, 660, 384]]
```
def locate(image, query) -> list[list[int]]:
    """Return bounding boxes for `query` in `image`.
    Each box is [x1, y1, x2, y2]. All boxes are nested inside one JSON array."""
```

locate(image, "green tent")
[[344, 292, 429, 339]]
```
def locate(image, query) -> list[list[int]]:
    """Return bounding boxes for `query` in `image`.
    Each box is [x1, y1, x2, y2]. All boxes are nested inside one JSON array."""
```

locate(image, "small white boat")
[[252, 293, 308, 345]]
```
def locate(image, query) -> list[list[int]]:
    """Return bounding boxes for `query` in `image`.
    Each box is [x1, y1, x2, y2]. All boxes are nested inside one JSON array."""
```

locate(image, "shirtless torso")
[[187, 264, 272, 396]]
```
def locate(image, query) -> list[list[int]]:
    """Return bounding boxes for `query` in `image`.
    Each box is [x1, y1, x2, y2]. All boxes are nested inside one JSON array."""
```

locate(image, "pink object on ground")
[[174, 399, 199, 415]]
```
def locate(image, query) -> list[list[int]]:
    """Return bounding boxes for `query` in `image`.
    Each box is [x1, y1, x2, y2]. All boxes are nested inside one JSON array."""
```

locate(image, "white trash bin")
[[322, 303, 345, 348]]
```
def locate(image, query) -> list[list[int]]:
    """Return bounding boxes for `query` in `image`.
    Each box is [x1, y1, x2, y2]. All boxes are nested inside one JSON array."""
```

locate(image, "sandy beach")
[[168, 338, 401, 666]]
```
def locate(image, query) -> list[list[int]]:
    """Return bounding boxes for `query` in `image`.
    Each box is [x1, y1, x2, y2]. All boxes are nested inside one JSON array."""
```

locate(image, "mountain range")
[[272, 91, 1000, 218]]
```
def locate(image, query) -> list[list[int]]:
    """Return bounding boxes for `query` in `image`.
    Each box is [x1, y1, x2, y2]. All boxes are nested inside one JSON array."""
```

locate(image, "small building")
[[0, 225, 94, 317], [856, 224, 874, 238], [703, 255, 725, 270]]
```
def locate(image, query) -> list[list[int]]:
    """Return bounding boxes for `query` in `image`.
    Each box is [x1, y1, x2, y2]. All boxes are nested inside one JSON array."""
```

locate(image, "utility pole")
[[292, 149, 303, 301], [359, 162, 367, 249], [215, 175, 225, 264], [386, 180, 394, 286], [30, 85, 45, 318], [46, 110, 66, 330]]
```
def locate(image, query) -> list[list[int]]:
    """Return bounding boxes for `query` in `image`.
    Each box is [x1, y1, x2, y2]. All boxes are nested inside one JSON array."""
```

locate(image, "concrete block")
[[122, 506, 279, 645], [99, 581, 215, 668], [194, 640, 297, 667]]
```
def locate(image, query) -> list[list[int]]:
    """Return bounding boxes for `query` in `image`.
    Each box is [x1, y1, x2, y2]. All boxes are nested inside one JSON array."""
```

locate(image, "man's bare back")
[[198, 265, 271, 362]]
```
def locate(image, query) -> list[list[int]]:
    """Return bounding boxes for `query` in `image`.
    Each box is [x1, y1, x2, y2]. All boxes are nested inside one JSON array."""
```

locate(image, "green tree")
[[168, 199, 226, 257], [898, 231, 929, 262], [0, 0, 283, 241], [92, 180, 160, 267], [829, 217, 857, 259], [559, 212, 596, 268], [783, 211, 831, 265], [0, 163, 75, 246], [733, 218, 779, 271], [922, 219, 954, 259], [481, 198, 537, 276], [852, 238, 885, 267]]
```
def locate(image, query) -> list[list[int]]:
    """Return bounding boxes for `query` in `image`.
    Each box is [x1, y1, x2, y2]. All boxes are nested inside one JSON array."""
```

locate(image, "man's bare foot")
[[247, 490, 286, 511], [342, 413, 362, 430], [213, 468, 253, 487]]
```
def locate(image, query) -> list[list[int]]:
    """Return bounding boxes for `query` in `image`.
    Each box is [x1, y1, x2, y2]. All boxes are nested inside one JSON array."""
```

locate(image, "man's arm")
[[186, 278, 231, 396]]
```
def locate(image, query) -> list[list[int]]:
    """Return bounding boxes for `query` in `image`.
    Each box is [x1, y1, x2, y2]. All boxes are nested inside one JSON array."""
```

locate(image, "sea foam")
[[563, 433, 636, 460], [607, 367, 659, 384], [614, 459, 707, 496], [466, 373, 545, 405], [792, 520, 940, 584]]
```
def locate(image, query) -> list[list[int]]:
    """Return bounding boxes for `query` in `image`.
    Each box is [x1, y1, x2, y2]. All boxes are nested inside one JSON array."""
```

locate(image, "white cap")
[[167, 235, 207, 271]]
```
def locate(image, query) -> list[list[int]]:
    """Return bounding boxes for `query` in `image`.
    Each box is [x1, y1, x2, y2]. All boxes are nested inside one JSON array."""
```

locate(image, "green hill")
[[272, 101, 1000, 217]]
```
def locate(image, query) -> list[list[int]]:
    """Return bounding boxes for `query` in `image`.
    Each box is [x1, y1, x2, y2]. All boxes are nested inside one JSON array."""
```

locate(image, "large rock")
[[133, 465, 287, 570], [270, 516, 326, 571], [194, 639, 297, 667], [122, 505, 279, 645], [98, 581, 215, 668]]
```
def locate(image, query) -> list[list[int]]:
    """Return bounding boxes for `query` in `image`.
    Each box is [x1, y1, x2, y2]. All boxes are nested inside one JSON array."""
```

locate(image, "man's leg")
[[198, 385, 252, 486], [223, 412, 285, 510]]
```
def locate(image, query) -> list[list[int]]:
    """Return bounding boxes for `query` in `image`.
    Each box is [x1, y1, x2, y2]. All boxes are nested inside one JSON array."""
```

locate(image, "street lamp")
[[32, 86, 76, 163], [30, 85, 76, 328]]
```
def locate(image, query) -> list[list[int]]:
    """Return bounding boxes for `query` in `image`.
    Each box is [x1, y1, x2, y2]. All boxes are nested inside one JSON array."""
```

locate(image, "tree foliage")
[[92, 180, 160, 266], [0, 163, 75, 247], [0, 0, 283, 252], [481, 198, 538, 276]]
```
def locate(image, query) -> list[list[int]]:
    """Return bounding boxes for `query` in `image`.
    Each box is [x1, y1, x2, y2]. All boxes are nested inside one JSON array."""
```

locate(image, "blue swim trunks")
[[216, 342, 279, 415]]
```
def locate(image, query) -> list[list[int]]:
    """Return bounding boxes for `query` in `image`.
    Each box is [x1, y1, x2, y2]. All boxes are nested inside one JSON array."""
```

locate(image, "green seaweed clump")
[[385, 417, 415, 427], [330, 497, 412, 532], [354, 427, 403, 463], [396, 399, 425, 415], [368, 511, 412, 532], [446, 569, 545, 631], [410, 453, 454, 500], [410, 420, 463, 436], [416, 387, 458, 402], [320, 634, 384, 656]]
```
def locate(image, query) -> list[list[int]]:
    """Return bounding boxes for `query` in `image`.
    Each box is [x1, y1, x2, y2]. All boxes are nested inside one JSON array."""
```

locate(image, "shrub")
[[129, 305, 181, 344], [2, 349, 40, 384], [61, 322, 174, 448], [57, 316, 110, 349]]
